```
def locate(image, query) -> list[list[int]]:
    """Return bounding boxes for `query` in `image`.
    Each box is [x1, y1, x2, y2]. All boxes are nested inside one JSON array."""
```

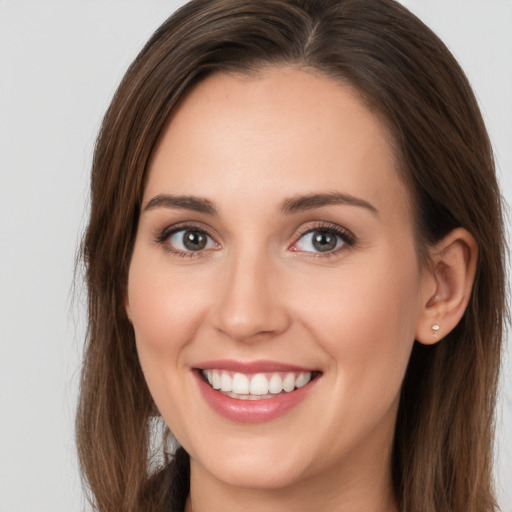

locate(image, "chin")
[[199, 450, 310, 490]]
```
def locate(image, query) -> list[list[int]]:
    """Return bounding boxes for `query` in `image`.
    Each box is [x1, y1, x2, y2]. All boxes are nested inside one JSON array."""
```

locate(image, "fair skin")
[[125, 68, 476, 512]]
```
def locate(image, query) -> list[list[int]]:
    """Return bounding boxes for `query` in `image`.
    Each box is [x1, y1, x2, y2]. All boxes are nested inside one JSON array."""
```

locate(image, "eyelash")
[[154, 221, 356, 258], [291, 222, 356, 257], [155, 222, 216, 258]]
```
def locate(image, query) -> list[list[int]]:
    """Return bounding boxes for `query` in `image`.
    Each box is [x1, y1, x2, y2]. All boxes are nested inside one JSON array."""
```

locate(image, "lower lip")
[[194, 371, 318, 423]]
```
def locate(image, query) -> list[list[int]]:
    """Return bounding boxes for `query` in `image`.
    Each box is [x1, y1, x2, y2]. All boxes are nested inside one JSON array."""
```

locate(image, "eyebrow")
[[143, 191, 379, 216], [143, 194, 217, 215], [280, 192, 379, 216]]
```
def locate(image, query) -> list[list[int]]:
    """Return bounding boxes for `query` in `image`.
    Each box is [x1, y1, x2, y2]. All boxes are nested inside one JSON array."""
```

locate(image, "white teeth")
[[220, 372, 232, 392], [283, 373, 296, 392], [269, 374, 283, 394], [295, 372, 310, 388], [232, 373, 250, 394], [225, 391, 275, 400], [212, 370, 221, 389], [202, 369, 313, 397], [249, 374, 269, 395]]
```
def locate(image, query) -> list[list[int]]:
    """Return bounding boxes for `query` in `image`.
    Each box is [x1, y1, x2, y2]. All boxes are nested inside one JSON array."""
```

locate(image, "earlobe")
[[416, 228, 478, 345]]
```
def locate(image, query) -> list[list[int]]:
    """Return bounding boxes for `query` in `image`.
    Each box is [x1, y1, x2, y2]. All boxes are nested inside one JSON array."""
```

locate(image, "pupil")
[[183, 230, 207, 251], [312, 231, 337, 252]]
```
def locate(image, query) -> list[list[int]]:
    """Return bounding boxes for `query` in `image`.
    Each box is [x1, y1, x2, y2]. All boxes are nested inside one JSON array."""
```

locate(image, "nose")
[[209, 249, 291, 342]]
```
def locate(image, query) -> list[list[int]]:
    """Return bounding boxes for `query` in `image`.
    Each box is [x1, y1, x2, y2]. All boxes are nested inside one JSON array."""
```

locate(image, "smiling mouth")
[[199, 369, 321, 400]]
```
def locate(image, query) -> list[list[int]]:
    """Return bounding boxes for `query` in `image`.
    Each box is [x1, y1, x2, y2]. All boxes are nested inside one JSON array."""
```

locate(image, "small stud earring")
[[432, 324, 440, 338]]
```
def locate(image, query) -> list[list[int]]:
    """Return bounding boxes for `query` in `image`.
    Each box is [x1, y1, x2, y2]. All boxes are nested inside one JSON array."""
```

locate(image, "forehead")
[[146, 67, 409, 220]]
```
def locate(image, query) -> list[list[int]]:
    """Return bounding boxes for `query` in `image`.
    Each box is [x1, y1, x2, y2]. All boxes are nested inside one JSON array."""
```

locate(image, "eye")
[[291, 227, 353, 254], [165, 228, 218, 253]]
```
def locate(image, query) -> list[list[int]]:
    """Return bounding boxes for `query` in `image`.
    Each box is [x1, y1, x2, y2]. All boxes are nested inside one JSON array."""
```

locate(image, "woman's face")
[[126, 68, 431, 494]]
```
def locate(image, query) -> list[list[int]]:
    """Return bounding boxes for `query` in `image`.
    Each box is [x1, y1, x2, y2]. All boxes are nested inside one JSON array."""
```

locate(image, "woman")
[[76, 0, 506, 511]]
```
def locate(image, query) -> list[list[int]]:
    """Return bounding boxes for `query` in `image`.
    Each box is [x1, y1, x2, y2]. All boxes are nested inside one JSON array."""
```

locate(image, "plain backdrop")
[[0, 1, 511, 511]]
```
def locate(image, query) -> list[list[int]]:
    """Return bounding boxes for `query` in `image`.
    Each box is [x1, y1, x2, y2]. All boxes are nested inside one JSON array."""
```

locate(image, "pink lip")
[[194, 359, 315, 373], [193, 364, 320, 423]]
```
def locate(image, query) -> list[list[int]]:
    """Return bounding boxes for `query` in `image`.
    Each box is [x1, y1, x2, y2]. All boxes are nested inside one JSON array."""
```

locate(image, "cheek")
[[127, 255, 210, 364], [296, 256, 421, 401], [126, 255, 213, 438]]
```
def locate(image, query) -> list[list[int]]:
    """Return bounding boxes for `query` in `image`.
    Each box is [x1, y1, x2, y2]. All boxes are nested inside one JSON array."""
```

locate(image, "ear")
[[415, 228, 478, 345]]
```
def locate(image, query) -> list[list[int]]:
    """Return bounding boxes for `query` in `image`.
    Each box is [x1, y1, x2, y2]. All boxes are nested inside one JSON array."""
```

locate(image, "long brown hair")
[[76, 1, 506, 511]]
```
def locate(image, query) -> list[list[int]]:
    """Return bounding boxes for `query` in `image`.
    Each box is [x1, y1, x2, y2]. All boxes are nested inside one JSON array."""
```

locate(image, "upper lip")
[[193, 359, 318, 374]]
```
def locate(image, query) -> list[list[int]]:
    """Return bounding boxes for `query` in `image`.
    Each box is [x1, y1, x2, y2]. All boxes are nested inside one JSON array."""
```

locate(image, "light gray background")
[[0, 1, 510, 511]]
